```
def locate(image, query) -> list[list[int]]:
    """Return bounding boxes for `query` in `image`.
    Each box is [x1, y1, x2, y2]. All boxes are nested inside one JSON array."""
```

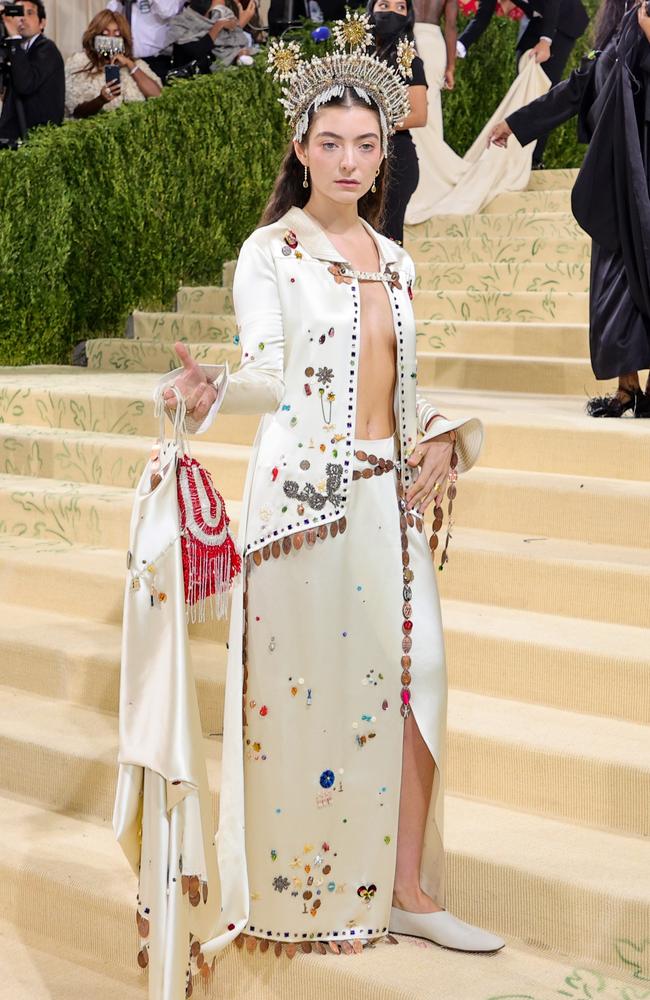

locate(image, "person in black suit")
[[457, 0, 589, 164], [0, 0, 64, 145]]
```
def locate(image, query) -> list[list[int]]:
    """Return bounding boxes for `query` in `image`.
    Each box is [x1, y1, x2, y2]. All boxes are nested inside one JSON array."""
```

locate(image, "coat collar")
[[282, 206, 401, 271]]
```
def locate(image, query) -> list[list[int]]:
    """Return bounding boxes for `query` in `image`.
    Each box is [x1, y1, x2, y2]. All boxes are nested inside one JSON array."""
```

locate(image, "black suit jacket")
[[459, 0, 589, 52], [0, 33, 65, 142]]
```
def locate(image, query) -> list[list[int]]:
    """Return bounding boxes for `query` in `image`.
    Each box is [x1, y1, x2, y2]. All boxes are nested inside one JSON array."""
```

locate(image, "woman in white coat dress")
[[162, 20, 505, 962]]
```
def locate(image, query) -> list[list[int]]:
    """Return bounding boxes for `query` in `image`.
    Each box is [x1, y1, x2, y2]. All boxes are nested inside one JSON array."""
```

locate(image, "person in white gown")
[[114, 14, 505, 998], [405, 0, 552, 222]]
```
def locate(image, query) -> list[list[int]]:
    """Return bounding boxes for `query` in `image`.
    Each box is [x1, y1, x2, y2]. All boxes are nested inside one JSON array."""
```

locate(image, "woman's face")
[[100, 19, 122, 37], [295, 104, 383, 207]]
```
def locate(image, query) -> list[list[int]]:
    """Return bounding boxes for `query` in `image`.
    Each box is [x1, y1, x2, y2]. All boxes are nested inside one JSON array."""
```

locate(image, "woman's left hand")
[[112, 52, 135, 70], [405, 432, 455, 515], [638, 1, 650, 43]]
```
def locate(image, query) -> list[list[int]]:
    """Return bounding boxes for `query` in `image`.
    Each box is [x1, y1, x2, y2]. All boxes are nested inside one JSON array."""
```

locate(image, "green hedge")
[[0, 8, 598, 366], [0, 67, 287, 367]]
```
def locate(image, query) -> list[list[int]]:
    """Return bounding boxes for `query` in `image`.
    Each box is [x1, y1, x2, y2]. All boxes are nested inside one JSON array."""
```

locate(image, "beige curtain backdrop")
[[47, 0, 106, 58]]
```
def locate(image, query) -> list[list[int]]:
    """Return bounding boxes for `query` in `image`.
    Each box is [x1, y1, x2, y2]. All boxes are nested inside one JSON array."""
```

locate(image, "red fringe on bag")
[[177, 455, 241, 622]]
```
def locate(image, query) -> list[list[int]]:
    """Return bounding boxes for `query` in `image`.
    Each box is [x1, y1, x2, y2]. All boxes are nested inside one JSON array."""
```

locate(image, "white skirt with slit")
[[242, 437, 447, 945]]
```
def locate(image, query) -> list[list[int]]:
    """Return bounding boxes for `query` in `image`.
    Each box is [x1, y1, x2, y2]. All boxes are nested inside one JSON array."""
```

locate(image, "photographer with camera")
[[0, 1, 64, 146]]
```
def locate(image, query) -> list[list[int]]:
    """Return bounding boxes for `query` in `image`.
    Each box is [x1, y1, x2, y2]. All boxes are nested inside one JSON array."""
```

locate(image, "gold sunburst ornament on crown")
[[266, 13, 415, 156]]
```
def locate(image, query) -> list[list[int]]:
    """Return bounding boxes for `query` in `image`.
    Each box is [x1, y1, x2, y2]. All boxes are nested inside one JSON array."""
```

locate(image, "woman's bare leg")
[[392, 712, 443, 913]]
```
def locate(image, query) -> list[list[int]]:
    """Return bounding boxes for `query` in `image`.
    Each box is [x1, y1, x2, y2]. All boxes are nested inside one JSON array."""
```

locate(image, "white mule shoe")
[[389, 906, 505, 953]]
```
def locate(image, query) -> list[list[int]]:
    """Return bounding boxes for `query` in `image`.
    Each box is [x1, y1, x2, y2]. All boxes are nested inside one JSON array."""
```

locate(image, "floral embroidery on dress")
[[273, 875, 291, 893], [316, 366, 334, 385]]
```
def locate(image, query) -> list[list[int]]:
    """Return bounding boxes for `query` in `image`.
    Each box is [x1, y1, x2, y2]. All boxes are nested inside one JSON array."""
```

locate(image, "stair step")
[[86, 337, 233, 373], [439, 527, 650, 627], [447, 689, 650, 835], [3, 661, 646, 840], [0, 603, 226, 731], [0, 688, 222, 825], [4, 440, 646, 548], [0, 475, 135, 549], [1, 793, 647, 983], [525, 168, 578, 189], [132, 311, 591, 360], [422, 352, 600, 395], [176, 285, 232, 314], [220, 259, 590, 293], [85, 344, 600, 394], [423, 320, 589, 358], [131, 309, 238, 344], [0, 368, 262, 444], [3, 512, 648, 630], [406, 211, 585, 239], [445, 795, 650, 975], [5, 372, 648, 483], [0, 424, 251, 491], [482, 188, 572, 214], [0, 920, 146, 1000], [428, 388, 650, 481], [0, 537, 230, 644], [404, 233, 590, 264], [443, 600, 650, 725], [173, 283, 589, 323], [457, 466, 650, 547], [414, 259, 589, 292]]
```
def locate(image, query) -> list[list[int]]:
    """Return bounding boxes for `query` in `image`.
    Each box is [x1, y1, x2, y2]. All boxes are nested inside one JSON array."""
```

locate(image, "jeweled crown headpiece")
[[266, 12, 415, 156]]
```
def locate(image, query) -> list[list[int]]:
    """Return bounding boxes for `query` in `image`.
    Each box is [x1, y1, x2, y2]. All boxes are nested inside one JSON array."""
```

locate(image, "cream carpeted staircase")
[[2, 168, 650, 1000]]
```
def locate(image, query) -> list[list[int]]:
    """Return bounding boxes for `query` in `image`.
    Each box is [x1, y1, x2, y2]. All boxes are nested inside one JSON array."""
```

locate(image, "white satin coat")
[[116, 208, 484, 998], [159, 206, 483, 556]]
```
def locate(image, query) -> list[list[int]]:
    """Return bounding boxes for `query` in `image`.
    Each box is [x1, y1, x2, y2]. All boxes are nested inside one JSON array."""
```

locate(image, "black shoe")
[[635, 390, 650, 418], [586, 387, 642, 417], [532, 161, 546, 170]]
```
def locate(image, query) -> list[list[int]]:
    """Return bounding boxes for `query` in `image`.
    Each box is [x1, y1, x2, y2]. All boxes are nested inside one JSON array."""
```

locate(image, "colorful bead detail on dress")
[[397, 481, 414, 719]]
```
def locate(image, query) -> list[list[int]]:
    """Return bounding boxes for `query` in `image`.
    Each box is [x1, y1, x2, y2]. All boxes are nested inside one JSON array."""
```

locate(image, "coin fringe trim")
[[234, 932, 400, 956]]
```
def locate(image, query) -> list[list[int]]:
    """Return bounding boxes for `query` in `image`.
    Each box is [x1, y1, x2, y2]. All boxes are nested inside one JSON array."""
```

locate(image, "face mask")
[[93, 34, 125, 57], [373, 11, 408, 37]]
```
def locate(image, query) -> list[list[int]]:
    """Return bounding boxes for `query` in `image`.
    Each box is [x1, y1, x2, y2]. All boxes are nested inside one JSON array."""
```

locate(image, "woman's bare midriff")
[[355, 278, 398, 440]]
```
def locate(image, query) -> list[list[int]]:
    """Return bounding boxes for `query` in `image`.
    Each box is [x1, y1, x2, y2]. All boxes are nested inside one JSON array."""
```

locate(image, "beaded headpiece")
[[266, 12, 415, 156]]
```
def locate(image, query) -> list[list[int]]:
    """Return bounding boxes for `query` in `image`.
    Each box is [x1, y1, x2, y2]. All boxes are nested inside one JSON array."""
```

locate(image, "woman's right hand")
[[100, 80, 121, 102], [638, 1, 650, 43], [163, 342, 218, 422], [488, 120, 512, 147]]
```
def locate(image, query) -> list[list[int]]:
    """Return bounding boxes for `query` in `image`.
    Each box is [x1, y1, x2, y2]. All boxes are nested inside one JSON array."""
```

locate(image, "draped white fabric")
[[405, 26, 551, 222], [48, 0, 105, 58]]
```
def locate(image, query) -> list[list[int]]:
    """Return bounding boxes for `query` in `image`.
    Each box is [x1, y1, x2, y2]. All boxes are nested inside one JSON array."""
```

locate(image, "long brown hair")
[[79, 9, 134, 73], [592, 0, 629, 48], [259, 89, 389, 230]]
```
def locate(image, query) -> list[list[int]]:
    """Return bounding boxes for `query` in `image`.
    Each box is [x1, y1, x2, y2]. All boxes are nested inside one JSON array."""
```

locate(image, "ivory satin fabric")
[[405, 27, 551, 223], [243, 437, 446, 943], [115, 212, 484, 995]]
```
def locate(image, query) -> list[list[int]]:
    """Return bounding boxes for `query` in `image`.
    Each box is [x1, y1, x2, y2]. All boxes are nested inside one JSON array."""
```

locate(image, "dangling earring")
[[371, 168, 380, 194], [303, 164, 309, 189]]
